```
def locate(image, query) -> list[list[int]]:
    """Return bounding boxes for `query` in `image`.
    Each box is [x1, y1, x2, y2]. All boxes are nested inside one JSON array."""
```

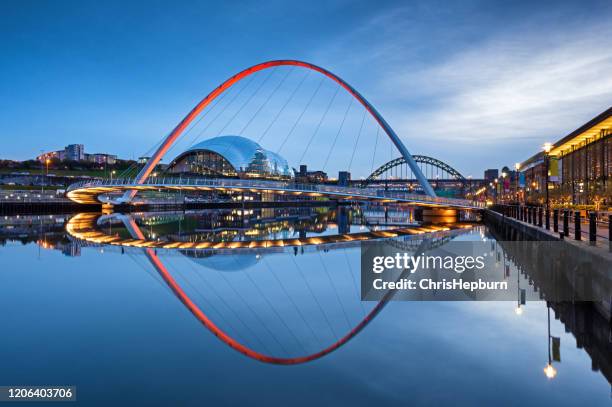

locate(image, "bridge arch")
[[122, 60, 435, 202], [366, 155, 466, 182]]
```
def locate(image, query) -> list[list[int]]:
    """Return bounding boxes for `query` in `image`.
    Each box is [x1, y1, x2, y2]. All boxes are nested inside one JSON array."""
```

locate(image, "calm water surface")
[[0, 207, 610, 406]]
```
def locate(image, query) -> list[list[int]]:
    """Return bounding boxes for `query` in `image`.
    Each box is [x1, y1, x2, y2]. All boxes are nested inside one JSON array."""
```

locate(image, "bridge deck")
[[66, 178, 484, 209]]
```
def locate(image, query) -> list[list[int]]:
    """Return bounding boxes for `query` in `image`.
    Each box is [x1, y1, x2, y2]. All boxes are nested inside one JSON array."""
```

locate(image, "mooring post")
[[563, 210, 569, 237], [589, 211, 596, 243], [538, 206, 543, 227], [574, 211, 581, 241]]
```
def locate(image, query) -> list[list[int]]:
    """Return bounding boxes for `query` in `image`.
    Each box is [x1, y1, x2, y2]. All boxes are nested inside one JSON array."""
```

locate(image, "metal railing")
[[66, 177, 485, 208], [493, 204, 611, 245]]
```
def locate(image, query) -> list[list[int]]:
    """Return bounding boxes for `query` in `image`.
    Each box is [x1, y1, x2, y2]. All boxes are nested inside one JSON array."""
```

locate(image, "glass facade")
[[168, 135, 293, 179], [558, 128, 611, 204], [519, 110, 612, 206]]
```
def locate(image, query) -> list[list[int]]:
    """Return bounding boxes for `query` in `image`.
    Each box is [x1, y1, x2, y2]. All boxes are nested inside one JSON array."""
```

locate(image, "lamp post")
[[514, 163, 520, 203], [543, 143, 552, 212], [501, 171, 507, 202], [543, 304, 557, 379]]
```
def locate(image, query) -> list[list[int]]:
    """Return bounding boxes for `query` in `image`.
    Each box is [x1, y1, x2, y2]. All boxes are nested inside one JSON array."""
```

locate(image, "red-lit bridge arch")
[[108, 59, 435, 203]]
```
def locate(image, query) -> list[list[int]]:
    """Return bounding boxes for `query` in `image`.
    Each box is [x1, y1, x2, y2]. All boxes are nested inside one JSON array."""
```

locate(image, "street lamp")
[[543, 143, 552, 229], [543, 142, 552, 211], [514, 163, 520, 203], [544, 363, 557, 379], [111, 170, 116, 182], [543, 304, 558, 379]]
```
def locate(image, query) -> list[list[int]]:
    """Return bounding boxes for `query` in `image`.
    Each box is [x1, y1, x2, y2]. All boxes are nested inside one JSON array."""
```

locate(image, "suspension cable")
[[370, 126, 381, 175], [298, 84, 340, 164], [276, 76, 325, 155], [258, 70, 310, 144], [239, 67, 293, 136], [323, 97, 353, 171], [348, 109, 367, 173]]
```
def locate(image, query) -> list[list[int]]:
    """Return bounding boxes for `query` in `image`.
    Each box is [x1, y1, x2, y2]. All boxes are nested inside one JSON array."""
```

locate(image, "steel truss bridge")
[[367, 155, 466, 182], [65, 177, 483, 209], [66, 59, 482, 209]]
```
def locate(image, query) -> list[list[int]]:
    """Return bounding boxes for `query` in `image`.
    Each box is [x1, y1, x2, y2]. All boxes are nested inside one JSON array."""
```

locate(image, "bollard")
[[526, 207, 530, 223], [553, 209, 558, 232], [574, 211, 581, 241], [538, 207, 543, 227], [545, 209, 550, 230], [609, 214, 612, 242], [589, 211, 596, 243], [563, 210, 569, 236]]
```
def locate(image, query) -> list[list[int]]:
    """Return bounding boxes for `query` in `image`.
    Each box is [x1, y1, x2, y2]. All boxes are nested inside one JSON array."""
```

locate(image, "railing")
[[492, 204, 611, 245], [67, 177, 485, 208]]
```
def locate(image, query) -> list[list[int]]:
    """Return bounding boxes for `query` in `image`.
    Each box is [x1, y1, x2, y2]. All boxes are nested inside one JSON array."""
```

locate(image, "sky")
[[2, 0, 612, 178]]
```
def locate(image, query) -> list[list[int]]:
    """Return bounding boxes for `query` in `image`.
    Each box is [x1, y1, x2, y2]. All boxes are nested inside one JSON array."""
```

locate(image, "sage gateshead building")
[[519, 107, 612, 205], [167, 135, 293, 180]]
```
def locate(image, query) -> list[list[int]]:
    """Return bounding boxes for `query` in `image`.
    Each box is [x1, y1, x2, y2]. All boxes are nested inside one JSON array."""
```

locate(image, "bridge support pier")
[[102, 203, 115, 214], [420, 208, 458, 224]]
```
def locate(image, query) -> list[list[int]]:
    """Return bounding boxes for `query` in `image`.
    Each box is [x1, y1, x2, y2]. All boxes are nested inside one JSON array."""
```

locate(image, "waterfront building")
[[518, 107, 612, 205], [167, 135, 293, 180]]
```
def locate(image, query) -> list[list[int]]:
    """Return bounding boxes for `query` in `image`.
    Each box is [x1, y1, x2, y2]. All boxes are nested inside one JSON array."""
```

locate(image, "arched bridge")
[[69, 59, 438, 204], [65, 177, 484, 209], [366, 155, 466, 182]]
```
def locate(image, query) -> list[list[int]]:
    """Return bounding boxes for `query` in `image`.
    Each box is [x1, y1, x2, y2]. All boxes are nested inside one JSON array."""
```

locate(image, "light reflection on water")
[[0, 207, 610, 406]]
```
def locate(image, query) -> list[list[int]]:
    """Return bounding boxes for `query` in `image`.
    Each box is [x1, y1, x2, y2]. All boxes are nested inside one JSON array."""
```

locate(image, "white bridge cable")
[[323, 97, 354, 171], [316, 252, 352, 333], [348, 109, 367, 173], [187, 72, 258, 148], [262, 258, 325, 349], [289, 255, 339, 341], [342, 248, 367, 318], [166, 257, 251, 345], [258, 70, 311, 144], [370, 126, 381, 175], [210, 258, 292, 355], [276, 76, 325, 155], [215, 68, 276, 138], [179, 256, 274, 355], [298, 84, 341, 165], [239, 260, 310, 356], [239, 66, 294, 137]]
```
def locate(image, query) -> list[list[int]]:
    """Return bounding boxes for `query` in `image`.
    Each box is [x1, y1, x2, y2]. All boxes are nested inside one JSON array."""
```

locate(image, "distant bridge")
[[366, 155, 466, 182], [65, 177, 484, 209]]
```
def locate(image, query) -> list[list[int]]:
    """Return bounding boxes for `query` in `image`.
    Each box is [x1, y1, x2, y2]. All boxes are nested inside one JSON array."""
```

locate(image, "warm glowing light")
[[514, 306, 523, 315], [543, 364, 557, 379], [514, 162, 520, 171], [543, 142, 552, 154]]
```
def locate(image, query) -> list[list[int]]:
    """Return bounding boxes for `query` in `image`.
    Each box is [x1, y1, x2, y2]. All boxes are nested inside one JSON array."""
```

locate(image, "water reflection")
[[0, 208, 610, 403], [65, 207, 472, 364]]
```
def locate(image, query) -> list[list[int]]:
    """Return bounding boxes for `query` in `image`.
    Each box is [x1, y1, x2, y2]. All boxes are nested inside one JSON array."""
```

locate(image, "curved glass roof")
[[180, 135, 292, 177]]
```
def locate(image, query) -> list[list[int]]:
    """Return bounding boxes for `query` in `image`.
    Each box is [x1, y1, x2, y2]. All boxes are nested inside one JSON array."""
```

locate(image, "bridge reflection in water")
[[66, 206, 471, 364], [60, 206, 612, 384]]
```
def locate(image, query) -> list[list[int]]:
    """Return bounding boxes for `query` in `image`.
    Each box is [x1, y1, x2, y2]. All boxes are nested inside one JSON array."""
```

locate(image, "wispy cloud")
[[314, 3, 612, 173]]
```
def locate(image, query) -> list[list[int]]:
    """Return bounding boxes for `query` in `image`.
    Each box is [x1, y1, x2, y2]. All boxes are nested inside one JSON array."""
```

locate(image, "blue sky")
[[2, 0, 612, 177]]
